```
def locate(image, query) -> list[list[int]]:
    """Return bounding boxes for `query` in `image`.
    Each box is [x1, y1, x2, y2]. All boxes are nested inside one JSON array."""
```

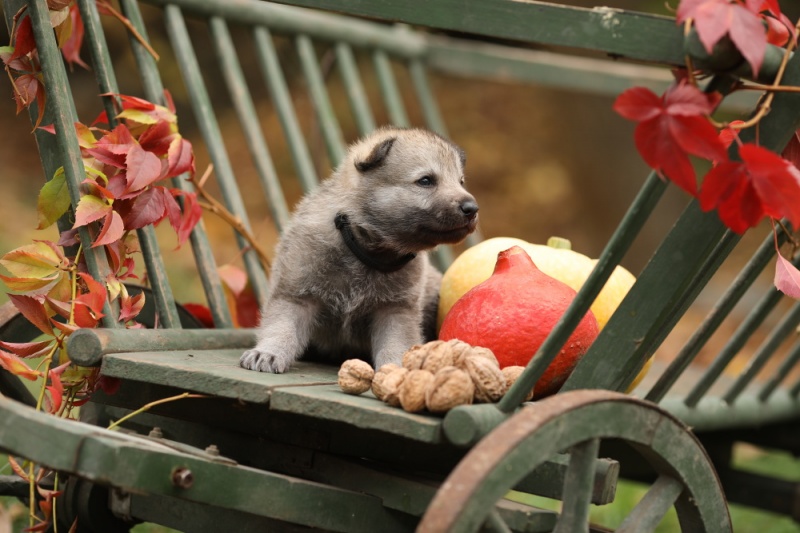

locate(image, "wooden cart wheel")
[[419, 390, 731, 533]]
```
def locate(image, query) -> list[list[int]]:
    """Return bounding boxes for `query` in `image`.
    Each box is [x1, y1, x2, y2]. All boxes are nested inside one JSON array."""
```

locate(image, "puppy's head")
[[347, 127, 478, 253]]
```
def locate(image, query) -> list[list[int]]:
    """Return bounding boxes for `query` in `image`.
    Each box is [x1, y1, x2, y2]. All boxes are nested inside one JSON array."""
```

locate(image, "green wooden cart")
[[1, 0, 799, 531]]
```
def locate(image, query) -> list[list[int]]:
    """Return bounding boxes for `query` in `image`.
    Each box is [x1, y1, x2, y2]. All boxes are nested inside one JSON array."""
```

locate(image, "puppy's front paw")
[[240, 349, 290, 373]]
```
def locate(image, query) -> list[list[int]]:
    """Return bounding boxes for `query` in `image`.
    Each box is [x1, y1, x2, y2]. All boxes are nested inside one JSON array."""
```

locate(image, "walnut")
[[402, 344, 427, 370], [400, 340, 456, 374], [464, 355, 507, 403], [398, 369, 435, 413], [454, 344, 498, 369], [446, 339, 472, 364], [337, 359, 375, 395], [501, 365, 535, 402], [371, 365, 408, 406], [425, 366, 474, 413]]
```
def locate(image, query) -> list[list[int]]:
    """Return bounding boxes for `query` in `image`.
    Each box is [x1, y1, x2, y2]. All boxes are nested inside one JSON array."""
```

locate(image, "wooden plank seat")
[[3, 0, 800, 529]]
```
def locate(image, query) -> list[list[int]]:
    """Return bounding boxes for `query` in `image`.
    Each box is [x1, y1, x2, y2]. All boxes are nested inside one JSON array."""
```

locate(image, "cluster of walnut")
[[337, 339, 534, 413]]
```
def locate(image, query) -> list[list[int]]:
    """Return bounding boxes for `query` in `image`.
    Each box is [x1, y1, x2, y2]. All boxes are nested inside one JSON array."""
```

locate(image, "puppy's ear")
[[355, 137, 396, 173]]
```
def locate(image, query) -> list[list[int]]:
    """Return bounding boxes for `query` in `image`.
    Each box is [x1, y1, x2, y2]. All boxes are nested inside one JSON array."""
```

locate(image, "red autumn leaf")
[[116, 187, 167, 229], [171, 189, 202, 246], [97, 375, 121, 395], [60, 4, 88, 69], [775, 253, 800, 299], [125, 143, 162, 192], [73, 194, 112, 228], [0, 350, 41, 381], [182, 303, 215, 328], [12, 73, 41, 114], [782, 130, 800, 171], [614, 82, 727, 195], [166, 136, 195, 178], [10, 15, 35, 60], [76, 272, 107, 317], [138, 120, 177, 156], [119, 292, 145, 322], [86, 124, 135, 168], [218, 264, 259, 328], [8, 293, 54, 336], [118, 94, 157, 111], [718, 120, 746, 151], [677, 0, 767, 76], [45, 361, 71, 414], [93, 210, 125, 248], [0, 339, 53, 358], [163, 89, 177, 113], [699, 143, 800, 233]]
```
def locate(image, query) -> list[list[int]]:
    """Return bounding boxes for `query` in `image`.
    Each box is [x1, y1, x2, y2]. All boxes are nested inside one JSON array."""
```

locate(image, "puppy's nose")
[[460, 200, 479, 217]]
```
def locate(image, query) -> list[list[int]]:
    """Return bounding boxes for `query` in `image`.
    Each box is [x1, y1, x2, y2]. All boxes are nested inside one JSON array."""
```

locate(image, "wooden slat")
[[270, 384, 444, 443], [100, 351, 338, 403]]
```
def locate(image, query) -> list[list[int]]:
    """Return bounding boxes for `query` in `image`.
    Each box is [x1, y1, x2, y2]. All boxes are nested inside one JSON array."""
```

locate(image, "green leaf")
[[0, 241, 64, 279], [73, 194, 111, 228], [37, 168, 70, 229]]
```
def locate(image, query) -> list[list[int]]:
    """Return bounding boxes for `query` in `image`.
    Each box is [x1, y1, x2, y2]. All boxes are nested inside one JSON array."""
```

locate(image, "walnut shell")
[[465, 355, 507, 403], [372, 365, 408, 406], [398, 369, 435, 413], [402, 344, 428, 370], [446, 339, 472, 365], [501, 365, 535, 402], [401, 340, 456, 374], [337, 359, 375, 395], [425, 366, 474, 413], [454, 345, 498, 369], [420, 341, 456, 374]]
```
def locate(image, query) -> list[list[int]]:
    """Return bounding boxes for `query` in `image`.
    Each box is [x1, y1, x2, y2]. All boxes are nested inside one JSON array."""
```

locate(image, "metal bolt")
[[204, 444, 220, 456], [148, 427, 163, 439], [171, 467, 194, 489]]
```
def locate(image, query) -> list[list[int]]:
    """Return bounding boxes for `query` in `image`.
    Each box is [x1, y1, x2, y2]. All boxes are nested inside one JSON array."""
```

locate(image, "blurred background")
[[1, 0, 800, 531]]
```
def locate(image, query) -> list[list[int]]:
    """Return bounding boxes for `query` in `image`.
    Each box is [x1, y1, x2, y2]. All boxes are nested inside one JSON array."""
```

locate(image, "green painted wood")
[[253, 26, 319, 193], [485, 510, 512, 533], [164, 4, 271, 306], [210, 16, 290, 231], [552, 438, 599, 533], [142, 0, 427, 58], [684, 285, 785, 407], [660, 390, 800, 431], [565, 60, 800, 396], [100, 350, 337, 404], [0, 395, 415, 533], [645, 229, 786, 403], [498, 174, 667, 410], [78, 0, 183, 330], [373, 49, 410, 127], [296, 34, 347, 166], [67, 327, 256, 366], [723, 302, 800, 404], [26, 0, 118, 328], [271, 0, 685, 66], [335, 42, 377, 136], [419, 391, 731, 532], [408, 58, 447, 137], [270, 384, 443, 443], [617, 475, 684, 533], [759, 341, 800, 401], [118, 0, 234, 329]]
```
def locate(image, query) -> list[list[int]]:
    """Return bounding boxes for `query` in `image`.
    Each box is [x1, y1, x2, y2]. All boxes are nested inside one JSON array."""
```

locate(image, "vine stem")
[[106, 392, 208, 431], [719, 18, 800, 131], [191, 164, 272, 271], [96, 0, 160, 61]]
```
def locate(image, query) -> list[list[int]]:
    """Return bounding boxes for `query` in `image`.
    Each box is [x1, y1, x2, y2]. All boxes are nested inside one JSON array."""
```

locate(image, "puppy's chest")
[[314, 269, 417, 315]]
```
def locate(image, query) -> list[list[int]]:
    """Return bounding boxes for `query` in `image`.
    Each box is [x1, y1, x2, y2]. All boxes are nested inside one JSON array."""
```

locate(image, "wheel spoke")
[[617, 475, 684, 533], [484, 509, 513, 533], [553, 438, 600, 533]]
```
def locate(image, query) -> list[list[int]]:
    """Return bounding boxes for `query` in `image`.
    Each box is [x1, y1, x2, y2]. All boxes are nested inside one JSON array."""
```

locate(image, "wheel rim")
[[418, 390, 731, 533]]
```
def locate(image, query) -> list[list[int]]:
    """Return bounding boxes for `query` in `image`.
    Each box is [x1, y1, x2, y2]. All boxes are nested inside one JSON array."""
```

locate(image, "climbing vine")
[[614, 0, 800, 296]]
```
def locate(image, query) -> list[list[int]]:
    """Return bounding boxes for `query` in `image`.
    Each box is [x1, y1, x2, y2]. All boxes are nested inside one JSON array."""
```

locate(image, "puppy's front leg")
[[371, 306, 423, 369], [240, 298, 317, 373]]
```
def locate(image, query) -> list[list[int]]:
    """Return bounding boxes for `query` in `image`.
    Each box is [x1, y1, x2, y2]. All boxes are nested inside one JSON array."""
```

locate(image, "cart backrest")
[[6, 0, 800, 421]]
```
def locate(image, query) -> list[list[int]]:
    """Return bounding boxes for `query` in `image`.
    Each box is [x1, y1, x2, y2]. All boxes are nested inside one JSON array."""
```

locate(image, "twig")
[[107, 392, 207, 431], [191, 164, 272, 271], [96, 0, 160, 62]]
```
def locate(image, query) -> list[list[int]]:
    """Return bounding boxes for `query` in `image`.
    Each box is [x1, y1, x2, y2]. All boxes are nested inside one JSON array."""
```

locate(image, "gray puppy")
[[240, 127, 478, 373]]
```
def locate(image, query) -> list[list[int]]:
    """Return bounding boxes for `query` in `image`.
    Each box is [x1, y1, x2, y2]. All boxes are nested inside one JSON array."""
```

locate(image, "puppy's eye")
[[416, 175, 436, 187]]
